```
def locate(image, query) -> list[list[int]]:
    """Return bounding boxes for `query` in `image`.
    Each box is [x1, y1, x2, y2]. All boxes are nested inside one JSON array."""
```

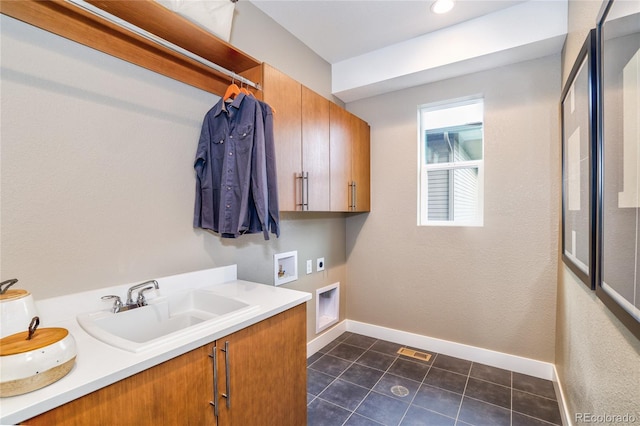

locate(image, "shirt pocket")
[[211, 131, 226, 159], [232, 123, 253, 154]]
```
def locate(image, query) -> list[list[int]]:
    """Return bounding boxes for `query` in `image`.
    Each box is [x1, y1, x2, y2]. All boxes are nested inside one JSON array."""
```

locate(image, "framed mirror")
[[561, 29, 597, 289], [597, 0, 640, 339]]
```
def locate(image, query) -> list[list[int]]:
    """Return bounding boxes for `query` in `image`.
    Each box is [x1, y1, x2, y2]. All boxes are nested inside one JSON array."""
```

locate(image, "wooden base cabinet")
[[214, 304, 307, 425], [25, 304, 307, 426]]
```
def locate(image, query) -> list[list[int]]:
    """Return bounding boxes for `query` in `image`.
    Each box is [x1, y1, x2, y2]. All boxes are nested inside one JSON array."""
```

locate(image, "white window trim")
[[417, 98, 485, 227]]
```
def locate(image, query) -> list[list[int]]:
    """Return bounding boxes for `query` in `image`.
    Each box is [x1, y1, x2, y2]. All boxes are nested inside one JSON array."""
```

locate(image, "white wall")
[[0, 4, 345, 341], [346, 55, 561, 362], [554, 0, 640, 419], [230, 1, 340, 105]]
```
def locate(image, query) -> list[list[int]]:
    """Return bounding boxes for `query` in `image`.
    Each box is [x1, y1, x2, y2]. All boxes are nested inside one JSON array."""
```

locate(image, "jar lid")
[[0, 289, 30, 302], [0, 323, 69, 356]]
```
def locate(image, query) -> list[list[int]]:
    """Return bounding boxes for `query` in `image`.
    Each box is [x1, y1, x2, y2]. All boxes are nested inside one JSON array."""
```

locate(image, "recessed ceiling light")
[[431, 0, 455, 14]]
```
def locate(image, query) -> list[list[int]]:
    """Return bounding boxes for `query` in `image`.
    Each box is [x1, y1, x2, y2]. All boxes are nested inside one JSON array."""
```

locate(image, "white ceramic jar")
[[0, 280, 39, 339], [0, 326, 77, 397]]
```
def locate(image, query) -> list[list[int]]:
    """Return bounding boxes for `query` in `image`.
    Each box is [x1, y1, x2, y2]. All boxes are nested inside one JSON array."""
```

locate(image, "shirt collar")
[[215, 93, 246, 117]]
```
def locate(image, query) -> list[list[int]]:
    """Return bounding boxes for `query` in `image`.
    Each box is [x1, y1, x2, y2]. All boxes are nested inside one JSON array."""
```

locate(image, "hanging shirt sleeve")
[[261, 101, 280, 237], [249, 99, 269, 240]]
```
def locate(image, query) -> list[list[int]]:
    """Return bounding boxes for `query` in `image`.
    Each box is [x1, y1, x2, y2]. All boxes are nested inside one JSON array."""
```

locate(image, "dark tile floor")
[[307, 332, 562, 426]]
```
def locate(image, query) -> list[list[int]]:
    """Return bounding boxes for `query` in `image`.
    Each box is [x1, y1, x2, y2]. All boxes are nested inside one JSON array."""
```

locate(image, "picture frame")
[[595, 0, 640, 340], [560, 29, 597, 289]]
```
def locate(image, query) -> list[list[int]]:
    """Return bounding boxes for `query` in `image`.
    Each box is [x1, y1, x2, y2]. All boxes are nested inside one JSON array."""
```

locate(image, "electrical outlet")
[[306, 259, 313, 274], [317, 257, 325, 272]]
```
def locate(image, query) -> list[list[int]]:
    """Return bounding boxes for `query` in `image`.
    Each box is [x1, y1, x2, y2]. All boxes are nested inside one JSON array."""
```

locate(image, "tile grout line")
[[453, 360, 473, 426], [395, 352, 436, 425], [309, 334, 562, 426], [341, 338, 429, 426], [510, 370, 513, 426], [339, 338, 380, 426]]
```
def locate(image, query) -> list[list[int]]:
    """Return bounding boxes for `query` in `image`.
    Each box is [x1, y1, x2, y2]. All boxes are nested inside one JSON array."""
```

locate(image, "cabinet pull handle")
[[296, 172, 304, 211], [352, 181, 357, 211], [221, 340, 231, 408], [303, 172, 309, 211], [209, 345, 219, 417], [349, 181, 356, 210], [296, 172, 309, 211]]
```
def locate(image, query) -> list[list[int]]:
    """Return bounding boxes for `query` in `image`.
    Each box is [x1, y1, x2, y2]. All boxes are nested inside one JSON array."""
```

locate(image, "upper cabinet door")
[[329, 103, 352, 211], [302, 86, 330, 211], [352, 117, 371, 212], [262, 63, 369, 213], [330, 103, 370, 212], [262, 64, 302, 211]]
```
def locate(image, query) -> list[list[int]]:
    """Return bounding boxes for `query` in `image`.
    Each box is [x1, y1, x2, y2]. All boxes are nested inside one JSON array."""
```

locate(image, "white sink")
[[77, 290, 259, 353]]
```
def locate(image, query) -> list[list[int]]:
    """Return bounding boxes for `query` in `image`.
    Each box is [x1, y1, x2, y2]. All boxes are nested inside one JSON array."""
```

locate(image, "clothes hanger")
[[223, 77, 240, 101], [236, 79, 276, 114], [239, 80, 251, 96]]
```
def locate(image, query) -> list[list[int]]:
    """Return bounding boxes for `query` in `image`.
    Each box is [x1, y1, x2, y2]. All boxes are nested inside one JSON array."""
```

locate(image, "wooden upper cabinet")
[[262, 64, 302, 211], [329, 103, 352, 211], [262, 64, 331, 212], [261, 63, 370, 213], [330, 104, 371, 212], [353, 117, 371, 212], [302, 86, 331, 211]]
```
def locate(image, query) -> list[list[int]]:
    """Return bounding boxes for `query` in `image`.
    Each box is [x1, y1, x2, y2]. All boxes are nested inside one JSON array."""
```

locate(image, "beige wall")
[[555, 0, 640, 420], [230, 2, 339, 104], [345, 55, 561, 362], [0, 4, 345, 341]]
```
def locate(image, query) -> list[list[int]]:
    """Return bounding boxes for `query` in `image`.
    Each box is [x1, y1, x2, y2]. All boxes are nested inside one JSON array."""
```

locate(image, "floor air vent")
[[397, 347, 432, 362]]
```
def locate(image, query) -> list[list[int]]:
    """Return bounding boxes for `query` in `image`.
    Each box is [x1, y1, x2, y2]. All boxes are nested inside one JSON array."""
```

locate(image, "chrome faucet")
[[101, 280, 159, 313], [126, 280, 159, 307]]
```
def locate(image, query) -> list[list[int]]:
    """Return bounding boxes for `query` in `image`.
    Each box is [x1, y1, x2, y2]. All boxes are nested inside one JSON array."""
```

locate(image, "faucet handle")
[[101, 295, 123, 313], [136, 286, 155, 307]]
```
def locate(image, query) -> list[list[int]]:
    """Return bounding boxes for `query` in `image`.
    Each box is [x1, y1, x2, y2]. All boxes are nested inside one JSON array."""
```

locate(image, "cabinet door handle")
[[221, 340, 231, 408], [209, 345, 219, 417], [296, 172, 304, 211], [303, 172, 309, 211], [296, 172, 310, 211], [352, 181, 357, 211], [349, 181, 357, 210]]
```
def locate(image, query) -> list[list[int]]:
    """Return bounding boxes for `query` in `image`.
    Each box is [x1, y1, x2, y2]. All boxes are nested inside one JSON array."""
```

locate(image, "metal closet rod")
[[65, 0, 261, 91]]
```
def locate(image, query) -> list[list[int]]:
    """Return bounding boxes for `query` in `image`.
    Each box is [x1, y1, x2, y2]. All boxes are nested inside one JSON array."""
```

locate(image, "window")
[[418, 99, 484, 226]]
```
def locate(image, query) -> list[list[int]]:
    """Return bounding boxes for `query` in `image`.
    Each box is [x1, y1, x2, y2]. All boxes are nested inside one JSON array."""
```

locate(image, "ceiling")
[[250, 0, 527, 64], [249, 0, 569, 102]]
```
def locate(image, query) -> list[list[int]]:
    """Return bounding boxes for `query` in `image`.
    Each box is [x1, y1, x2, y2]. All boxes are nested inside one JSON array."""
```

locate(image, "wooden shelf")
[[0, 0, 263, 97]]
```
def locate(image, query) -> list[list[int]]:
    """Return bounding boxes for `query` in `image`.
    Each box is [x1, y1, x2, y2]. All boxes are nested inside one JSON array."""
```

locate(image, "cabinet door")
[[330, 104, 371, 212], [352, 117, 371, 212], [262, 64, 302, 211], [329, 103, 352, 211], [215, 304, 307, 426], [26, 345, 215, 426], [302, 86, 330, 211]]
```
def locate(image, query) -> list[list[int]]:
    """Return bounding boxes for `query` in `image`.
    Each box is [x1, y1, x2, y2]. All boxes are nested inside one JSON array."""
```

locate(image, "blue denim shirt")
[[194, 93, 276, 239]]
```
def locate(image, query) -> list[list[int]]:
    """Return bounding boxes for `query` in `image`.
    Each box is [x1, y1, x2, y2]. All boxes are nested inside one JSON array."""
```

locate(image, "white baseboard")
[[308, 319, 556, 382], [553, 365, 573, 426], [306, 320, 348, 358]]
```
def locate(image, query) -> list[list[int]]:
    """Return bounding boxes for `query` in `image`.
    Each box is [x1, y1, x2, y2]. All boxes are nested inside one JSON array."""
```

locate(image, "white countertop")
[[0, 265, 311, 424]]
